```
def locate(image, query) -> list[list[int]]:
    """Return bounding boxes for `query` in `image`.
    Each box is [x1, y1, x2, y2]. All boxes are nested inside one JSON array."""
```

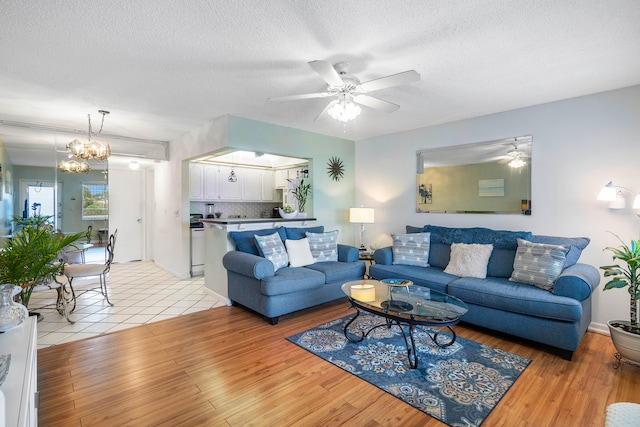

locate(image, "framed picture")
[[418, 183, 432, 204]]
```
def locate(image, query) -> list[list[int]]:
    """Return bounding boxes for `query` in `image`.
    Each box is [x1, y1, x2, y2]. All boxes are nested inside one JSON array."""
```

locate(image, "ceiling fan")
[[268, 60, 420, 122]]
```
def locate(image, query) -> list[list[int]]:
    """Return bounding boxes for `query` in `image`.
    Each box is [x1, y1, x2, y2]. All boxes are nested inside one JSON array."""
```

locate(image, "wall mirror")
[[416, 136, 532, 214]]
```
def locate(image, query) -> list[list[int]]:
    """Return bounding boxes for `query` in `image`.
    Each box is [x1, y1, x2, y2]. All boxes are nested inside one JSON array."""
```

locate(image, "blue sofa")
[[222, 226, 366, 324], [369, 225, 600, 360]]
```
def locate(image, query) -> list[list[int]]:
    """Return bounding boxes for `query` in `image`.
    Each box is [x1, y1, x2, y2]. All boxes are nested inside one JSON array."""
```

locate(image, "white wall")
[[355, 85, 640, 330]]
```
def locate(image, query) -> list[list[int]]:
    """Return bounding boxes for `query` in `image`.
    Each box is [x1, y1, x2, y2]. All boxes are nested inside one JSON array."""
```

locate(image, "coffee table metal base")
[[343, 305, 458, 369]]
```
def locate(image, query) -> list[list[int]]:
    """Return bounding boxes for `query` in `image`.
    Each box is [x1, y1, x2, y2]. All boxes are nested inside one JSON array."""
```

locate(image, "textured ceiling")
[[1, 0, 640, 166]]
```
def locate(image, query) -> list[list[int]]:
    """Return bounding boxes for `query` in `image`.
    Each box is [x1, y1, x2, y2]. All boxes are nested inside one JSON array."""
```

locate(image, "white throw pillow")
[[444, 243, 494, 278], [285, 238, 315, 267]]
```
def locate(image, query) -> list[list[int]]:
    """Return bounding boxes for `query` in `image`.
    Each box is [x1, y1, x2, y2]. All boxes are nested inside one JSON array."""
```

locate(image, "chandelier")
[[58, 159, 90, 173], [66, 110, 111, 161], [328, 94, 361, 123]]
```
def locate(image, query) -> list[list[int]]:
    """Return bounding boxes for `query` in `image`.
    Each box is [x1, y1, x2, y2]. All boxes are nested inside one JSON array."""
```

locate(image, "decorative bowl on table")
[[279, 208, 298, 219]]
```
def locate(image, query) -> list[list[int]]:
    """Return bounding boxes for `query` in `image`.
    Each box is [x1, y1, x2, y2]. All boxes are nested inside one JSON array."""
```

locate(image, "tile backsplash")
[[190, 201, 281, 219]]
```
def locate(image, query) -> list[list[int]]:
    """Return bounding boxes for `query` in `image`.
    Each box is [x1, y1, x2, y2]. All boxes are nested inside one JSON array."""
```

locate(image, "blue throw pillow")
[[285, 226, 324, 240], [229, 227, 286, 255], [391, 232, 431, 267], [254, 232, 289, 271], [529, 235, 590, 267], [306, 230, 338, 262]]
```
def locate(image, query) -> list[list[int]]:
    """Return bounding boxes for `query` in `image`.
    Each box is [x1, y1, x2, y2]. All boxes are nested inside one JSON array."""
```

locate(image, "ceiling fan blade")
[[313, 100, 337, 122], [268, 92, 331, 102], [308, 60, 344, 87], [358, 70, 421, 92], [352, 94, 399, 113]]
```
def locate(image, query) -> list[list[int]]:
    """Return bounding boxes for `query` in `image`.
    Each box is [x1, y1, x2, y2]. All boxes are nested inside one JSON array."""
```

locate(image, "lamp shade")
[[349, 207, 375, 224], [634, 194, 640, 210], [597, 181, 617, 201]]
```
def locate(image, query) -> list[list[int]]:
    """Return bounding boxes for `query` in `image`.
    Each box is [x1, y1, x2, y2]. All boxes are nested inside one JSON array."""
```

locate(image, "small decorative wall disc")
[[327, 156, 345, 181]]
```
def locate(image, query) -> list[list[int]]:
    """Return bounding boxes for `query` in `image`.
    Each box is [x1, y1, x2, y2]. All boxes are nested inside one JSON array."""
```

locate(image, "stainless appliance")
[[190, 228, 204, 276]]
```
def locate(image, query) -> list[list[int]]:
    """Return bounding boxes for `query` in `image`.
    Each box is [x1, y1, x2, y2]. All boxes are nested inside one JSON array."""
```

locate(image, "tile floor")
[[29, 250, 226, 349]]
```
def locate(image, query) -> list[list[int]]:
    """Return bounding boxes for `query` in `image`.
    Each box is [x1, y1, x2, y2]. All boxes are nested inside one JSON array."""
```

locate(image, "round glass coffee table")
[[341, 279, 468, 369]]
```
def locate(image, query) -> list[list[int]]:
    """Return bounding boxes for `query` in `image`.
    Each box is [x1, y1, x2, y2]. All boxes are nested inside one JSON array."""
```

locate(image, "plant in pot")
[[600, 233, 640, 366], [0, 215, 84, 314], [287, 178, 312, 217]]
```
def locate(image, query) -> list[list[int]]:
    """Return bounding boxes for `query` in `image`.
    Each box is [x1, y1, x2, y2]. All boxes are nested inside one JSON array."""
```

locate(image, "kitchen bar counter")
[[201, 217, 316, 225]]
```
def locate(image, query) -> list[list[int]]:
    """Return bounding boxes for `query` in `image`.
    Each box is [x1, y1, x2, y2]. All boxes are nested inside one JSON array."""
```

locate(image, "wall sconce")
[[598, 181, 640, 214], [349, 207, 375, 251]]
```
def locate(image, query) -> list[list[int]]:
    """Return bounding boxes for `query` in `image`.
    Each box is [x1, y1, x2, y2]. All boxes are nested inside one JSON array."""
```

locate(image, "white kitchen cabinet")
[[218, 166, 242, 200], [203, 164, 220, 200], [275, 168, 299, 188], [241, 168, 263, 201], [190, 164, 277, 202], [262, 170, 275, 201], [189, 163, 205, 200]]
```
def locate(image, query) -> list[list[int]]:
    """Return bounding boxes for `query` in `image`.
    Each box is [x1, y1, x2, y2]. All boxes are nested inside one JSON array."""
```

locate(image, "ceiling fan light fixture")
[[328, 96, 361, 123], [508, 156, 525, 168]]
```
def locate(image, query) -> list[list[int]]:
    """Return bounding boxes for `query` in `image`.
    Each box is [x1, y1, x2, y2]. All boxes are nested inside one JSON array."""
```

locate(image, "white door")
[[109, 168, 143, 263]]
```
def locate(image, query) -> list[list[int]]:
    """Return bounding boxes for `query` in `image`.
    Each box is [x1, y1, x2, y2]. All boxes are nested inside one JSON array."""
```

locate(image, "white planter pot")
[[297, 212, 307, 218], [608, 320, 640, 365], [278, 208, 298, 219]]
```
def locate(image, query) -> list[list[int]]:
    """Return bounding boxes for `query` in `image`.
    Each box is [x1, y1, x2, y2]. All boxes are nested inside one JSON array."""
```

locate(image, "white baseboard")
[[203, 287, 232, 306], [589, 322, 610, 336]]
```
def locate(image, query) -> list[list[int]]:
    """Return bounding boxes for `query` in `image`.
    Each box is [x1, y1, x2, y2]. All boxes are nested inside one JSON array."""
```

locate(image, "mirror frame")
[[416, 136, 532, 215]]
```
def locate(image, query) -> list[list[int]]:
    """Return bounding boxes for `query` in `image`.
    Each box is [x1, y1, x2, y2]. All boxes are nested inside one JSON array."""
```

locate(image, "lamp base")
[[359, 244, 366, 251]]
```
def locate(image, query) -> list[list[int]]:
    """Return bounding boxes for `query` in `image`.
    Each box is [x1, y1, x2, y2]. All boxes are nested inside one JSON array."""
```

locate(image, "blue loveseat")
[[222, 226, 366, 324], [369, 225, 600, 360]]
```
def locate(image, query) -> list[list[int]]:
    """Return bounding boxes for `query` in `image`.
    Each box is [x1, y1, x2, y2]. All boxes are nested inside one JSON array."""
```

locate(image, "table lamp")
[[349, 207, 375, 251]]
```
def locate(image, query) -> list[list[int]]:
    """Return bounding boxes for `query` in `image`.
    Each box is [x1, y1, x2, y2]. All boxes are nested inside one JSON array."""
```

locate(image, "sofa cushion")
[[407, 225, 532, 276], [306, 261, 366, 284], [285, 238, 315, 267], [529, 235, 590, 267], [510, 239, 570, 291], [391, 232, 430, 267], [229, 227, 286, 256], [306, 230, 339, 262], [285, 226, 324, 240], [260, 267, 326, 296], [444, 243, 493, 279], [255, 233, 289, 271], [368, 263, 455, 293], [447, 276, 582, 322]]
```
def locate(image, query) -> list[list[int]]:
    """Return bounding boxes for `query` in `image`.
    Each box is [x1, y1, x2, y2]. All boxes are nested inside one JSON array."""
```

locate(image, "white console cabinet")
[[0, 316, 38, 427]]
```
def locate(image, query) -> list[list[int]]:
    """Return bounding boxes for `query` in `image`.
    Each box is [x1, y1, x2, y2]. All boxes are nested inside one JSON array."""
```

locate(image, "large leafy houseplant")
[[600, 233, 640, 335], [287, 179, 312, 213], [0, 215, 84, 308]]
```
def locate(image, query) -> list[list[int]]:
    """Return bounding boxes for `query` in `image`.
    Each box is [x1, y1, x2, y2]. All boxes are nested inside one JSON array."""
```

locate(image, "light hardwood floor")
[[38, 300, 639, 426]]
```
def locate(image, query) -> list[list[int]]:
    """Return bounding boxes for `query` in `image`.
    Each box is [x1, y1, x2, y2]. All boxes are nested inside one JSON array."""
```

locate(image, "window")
[[82, 182, 108, 220]]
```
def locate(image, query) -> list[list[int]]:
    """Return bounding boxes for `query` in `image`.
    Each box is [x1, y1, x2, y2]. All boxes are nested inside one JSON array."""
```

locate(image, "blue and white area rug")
[[287, 314, 531, 427]]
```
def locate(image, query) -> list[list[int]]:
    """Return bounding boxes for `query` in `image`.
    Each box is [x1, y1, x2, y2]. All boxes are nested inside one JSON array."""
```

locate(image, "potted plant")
[[600, 233, 640, 365], [287, 178, 312, 216], [0, 215, 84, 310], [278, 205, 297, 219]]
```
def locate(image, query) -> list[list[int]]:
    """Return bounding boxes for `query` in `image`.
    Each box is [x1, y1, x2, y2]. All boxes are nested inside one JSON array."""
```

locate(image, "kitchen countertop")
[[200, 217, 317, 225]]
